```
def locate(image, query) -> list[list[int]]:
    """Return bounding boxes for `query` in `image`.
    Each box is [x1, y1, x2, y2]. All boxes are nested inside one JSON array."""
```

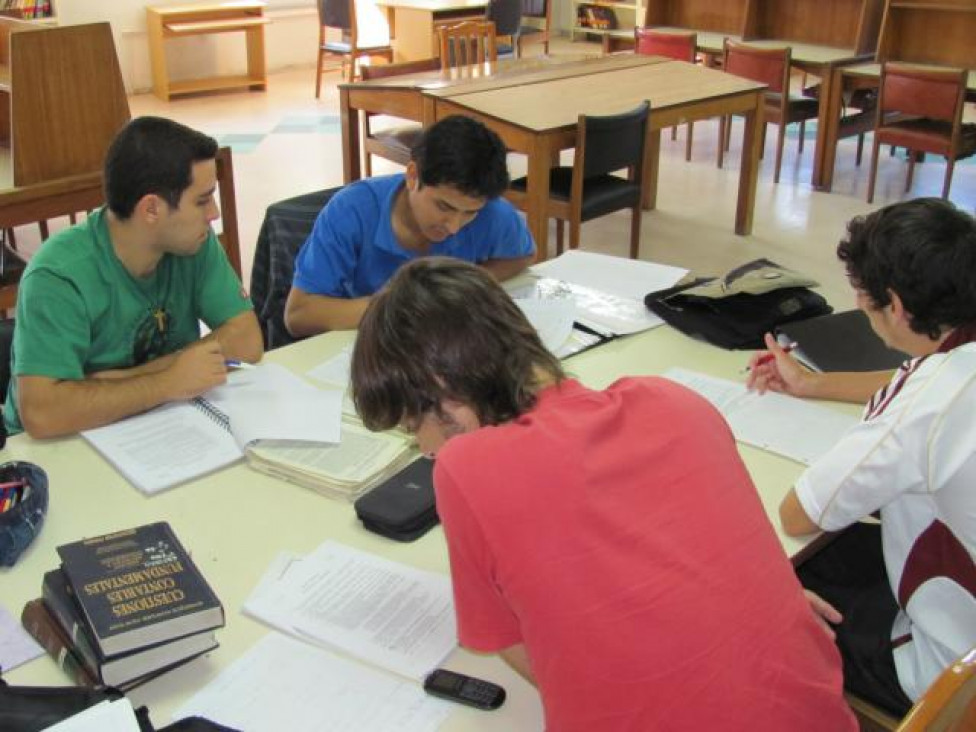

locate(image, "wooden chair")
[[486, 0, 522, 57], [635, 28, 697, 161], [718, 40, 819, 184], [360, 58, 441, 177], [438, 20, 497, 70], [509, 101, 651, 259], [214, 146, 243, 279], [517, 0, 550, 56], [315, 0, 392, 96], [866, 63, 975, 204], [898, 646, 976, 731]]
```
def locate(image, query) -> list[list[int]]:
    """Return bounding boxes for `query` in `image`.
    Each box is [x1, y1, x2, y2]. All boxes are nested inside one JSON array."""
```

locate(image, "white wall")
[[56, 0, 319, 93]]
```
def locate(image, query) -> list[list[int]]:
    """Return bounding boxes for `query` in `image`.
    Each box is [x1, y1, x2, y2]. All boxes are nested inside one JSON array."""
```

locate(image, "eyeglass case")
[[354, 458, 438, 542]]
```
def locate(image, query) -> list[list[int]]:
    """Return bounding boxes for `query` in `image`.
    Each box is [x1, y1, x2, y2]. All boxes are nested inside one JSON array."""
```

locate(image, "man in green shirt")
[[5, 116, 263, 438]]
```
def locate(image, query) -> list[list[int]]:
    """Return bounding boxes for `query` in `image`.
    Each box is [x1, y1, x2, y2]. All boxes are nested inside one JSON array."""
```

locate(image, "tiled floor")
[[12, 38, 976, 312]]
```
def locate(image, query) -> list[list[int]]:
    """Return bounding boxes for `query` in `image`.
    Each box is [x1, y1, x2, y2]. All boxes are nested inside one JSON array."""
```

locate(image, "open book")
[[82, 363, 344, 495]]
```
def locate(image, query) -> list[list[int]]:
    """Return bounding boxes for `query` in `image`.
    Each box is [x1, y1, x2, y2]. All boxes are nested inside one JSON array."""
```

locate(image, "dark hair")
[[352, 257, 565, 430], [104, 116, 218, 219], [411, 115, 509, 199], [837, 198, 976, 339]]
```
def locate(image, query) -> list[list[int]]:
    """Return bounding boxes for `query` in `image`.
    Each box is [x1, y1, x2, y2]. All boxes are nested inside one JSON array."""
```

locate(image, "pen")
[[225, 360, 257, 370], [745, 342, 798, 372]]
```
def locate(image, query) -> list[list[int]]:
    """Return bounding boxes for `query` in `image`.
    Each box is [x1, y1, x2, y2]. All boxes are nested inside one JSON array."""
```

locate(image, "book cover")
[[56, 522, 224, 657], [20, 598, 98, 687], [42, 568, 219, 686]]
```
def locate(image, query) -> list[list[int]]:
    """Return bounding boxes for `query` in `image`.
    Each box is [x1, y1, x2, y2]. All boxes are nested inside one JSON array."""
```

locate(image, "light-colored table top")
[[742, 39, 866, 67], [2, 311, 847, 727], [435, 60, 765, 132], [374, 0, 486, 11], [842, 61, 976, 90]]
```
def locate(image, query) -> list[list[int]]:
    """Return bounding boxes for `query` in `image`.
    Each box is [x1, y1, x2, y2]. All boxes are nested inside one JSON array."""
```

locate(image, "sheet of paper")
[[516, 297, 576, 355], [45, 698, 140, 732], [205, 363, 343, 446], [82, 401, 244, 495], [530, 250, 688, 301], [306, 346, 354, 388], [663, 368, 859, 466], [244, 541, 457, 680], [0, 604, 43, 672], [518, 277, 663, 335], [174, 632, 451, 732]]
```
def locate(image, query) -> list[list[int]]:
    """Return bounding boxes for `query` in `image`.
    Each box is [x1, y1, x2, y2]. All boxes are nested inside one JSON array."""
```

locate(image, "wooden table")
[[376, 0, 488, 62], [339, 54, 766, 256], [146, 1, 269, 101], [818, 0, 976, 192]]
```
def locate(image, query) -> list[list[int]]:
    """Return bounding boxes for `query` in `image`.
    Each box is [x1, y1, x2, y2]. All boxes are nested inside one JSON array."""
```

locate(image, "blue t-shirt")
[[292, 174, 535, 297]]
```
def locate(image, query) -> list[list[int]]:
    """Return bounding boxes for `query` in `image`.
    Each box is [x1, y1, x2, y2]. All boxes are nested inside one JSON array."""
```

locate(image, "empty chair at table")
[[509, 101, 651, 259], [438, 20, 497, 70], [635, 27, 697, 161], [718, 40, 819, 184], [487, 0, 521, 57], [517, 0, 550, 56], [315, 0, 393, 95], [866, 62, 976, 203]]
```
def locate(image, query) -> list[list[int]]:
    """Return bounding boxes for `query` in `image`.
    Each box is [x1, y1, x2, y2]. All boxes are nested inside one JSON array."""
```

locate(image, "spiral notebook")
[[82, 364, 343, 495]]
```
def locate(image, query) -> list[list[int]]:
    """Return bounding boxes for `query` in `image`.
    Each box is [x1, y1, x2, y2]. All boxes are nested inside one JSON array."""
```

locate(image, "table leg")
[[736, 91, 763, 236], [527, 136, 553, 261], [642, 128, 661, 210], [340, 87, 361, 184], [817, 66, 847, 193]]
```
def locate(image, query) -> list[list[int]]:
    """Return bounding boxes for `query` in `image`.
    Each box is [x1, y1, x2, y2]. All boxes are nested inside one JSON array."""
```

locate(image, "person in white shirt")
[[748, 197, 976, 717]]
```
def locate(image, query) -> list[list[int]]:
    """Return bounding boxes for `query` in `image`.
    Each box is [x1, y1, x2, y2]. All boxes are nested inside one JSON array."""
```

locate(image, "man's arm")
[[17, 340, 229, 439], [479, 254, 535, 283], [284, 286, 371, 335], [499, 643, 536, 686], [779, 487, 822, 536]]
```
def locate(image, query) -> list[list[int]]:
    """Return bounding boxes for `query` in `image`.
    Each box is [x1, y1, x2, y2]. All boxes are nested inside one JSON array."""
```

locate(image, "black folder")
[[776, 310, 908, 373]]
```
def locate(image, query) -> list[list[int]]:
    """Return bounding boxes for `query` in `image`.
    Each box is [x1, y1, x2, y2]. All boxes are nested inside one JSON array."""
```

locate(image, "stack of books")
[[21, 521, 224, 688]]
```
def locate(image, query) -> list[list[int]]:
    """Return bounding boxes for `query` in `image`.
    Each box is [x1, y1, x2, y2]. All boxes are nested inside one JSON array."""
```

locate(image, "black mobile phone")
[[423, 668, 506, 710]]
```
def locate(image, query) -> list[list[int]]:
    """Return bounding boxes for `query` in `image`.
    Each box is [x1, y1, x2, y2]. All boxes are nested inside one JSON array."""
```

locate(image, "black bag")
[[354, 458, 438, 542], [644, 259, 832, 350]]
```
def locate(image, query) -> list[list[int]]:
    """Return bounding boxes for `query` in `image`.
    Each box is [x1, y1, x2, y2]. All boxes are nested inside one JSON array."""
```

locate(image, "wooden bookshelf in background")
[[146, 1, 269, 101]]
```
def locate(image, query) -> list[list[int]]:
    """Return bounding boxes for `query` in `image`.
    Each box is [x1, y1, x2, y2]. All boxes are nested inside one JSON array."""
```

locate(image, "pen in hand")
[[743, 342, 798, 372], [225, 359, 257, 371]]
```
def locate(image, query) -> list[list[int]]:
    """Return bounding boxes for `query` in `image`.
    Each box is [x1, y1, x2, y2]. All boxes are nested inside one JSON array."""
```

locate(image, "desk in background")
[[2, 313, 838, 726], [376, 0, 488, 62], [339, 54, 766, 257], [819, 0, 976, 192]]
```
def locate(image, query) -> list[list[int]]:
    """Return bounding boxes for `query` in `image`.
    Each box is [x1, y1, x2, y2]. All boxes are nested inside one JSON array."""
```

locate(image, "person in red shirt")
[[351, 257, 856, 731]]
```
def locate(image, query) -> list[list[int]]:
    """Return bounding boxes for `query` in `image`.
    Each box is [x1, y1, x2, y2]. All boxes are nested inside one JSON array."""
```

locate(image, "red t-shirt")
[[435, 378, 856, 731]]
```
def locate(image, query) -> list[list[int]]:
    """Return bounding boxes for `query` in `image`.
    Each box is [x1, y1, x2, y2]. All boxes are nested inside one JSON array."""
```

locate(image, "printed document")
[[664, 368, 858, 465], [531, 250, 688, 301], [244, 542, 457, 680], [45, 698, 140, 732], [174, 632, 451, 732]]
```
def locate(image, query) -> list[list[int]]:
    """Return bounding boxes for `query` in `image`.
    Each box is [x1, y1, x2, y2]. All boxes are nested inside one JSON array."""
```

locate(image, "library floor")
[[13, 38, 976, 310]]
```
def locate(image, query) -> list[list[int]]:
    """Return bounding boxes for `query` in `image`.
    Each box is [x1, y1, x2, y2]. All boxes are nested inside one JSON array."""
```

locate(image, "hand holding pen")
[[746, 333, 812, 397]]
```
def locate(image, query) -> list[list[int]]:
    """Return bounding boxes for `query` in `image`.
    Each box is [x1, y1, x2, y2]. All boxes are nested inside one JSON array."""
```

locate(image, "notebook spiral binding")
[[191, 398, 231, 432]]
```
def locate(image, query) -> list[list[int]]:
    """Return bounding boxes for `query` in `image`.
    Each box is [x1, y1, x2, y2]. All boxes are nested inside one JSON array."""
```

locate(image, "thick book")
[[777, 310, 909, 373], [56, 522, 225, 657], [21, 598, 98, 687], [42, 568, 218, 686], [81, 363, 343, 495]]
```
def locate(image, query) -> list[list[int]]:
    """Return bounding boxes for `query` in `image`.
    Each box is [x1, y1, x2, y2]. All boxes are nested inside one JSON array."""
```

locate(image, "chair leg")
[[685, 121, 694, 162], [760, 122, 767, 160], [867, 135, 882, 203], [38, 220, 49, 239], [798, 120, 806, 154], [906, 152, 916, 193], [774, 122, 786, 184], [364, 152, 373, 177], [725, 116, 733, 152], [555, 219, 564, 256], [943, 157, 956, 199], [670, 125, 677, 141], [717, 117, 726, 169], [856, 133, 864, 166], [569, 217, 581, 251], [629, 206, 641, 259], [315, 50, 324, 99]]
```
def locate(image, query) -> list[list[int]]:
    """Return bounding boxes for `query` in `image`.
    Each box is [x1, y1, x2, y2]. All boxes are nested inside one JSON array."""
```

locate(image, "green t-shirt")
[[5, 208, 252, 434]]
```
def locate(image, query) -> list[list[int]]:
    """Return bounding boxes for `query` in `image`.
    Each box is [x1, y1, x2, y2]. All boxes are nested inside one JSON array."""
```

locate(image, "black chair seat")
[[510, 169, 641, 221], [370, 125, 425, 155]]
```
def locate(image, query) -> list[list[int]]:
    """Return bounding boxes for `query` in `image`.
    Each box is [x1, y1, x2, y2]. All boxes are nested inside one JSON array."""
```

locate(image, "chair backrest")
[[897, 647, 976, 732], [318, 0, 352, 32], [250, 187, 343, 349], [521, 0, 546, 19], [487, 0, 522, 37], [360, 56, 440, 81], [577, 100, 651, 180], [214, 147, 243, 280], [438, 20, 497, 70], [634, 28, 696, 63], [10, 22, 130, 187], [880, 62, 967, 124], [723, 40, 790, 96]]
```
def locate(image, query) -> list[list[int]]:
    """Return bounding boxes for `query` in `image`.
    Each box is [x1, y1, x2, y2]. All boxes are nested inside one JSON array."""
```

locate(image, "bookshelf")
[[0, 0, 56, 23], [571, 0, 644, 41]]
